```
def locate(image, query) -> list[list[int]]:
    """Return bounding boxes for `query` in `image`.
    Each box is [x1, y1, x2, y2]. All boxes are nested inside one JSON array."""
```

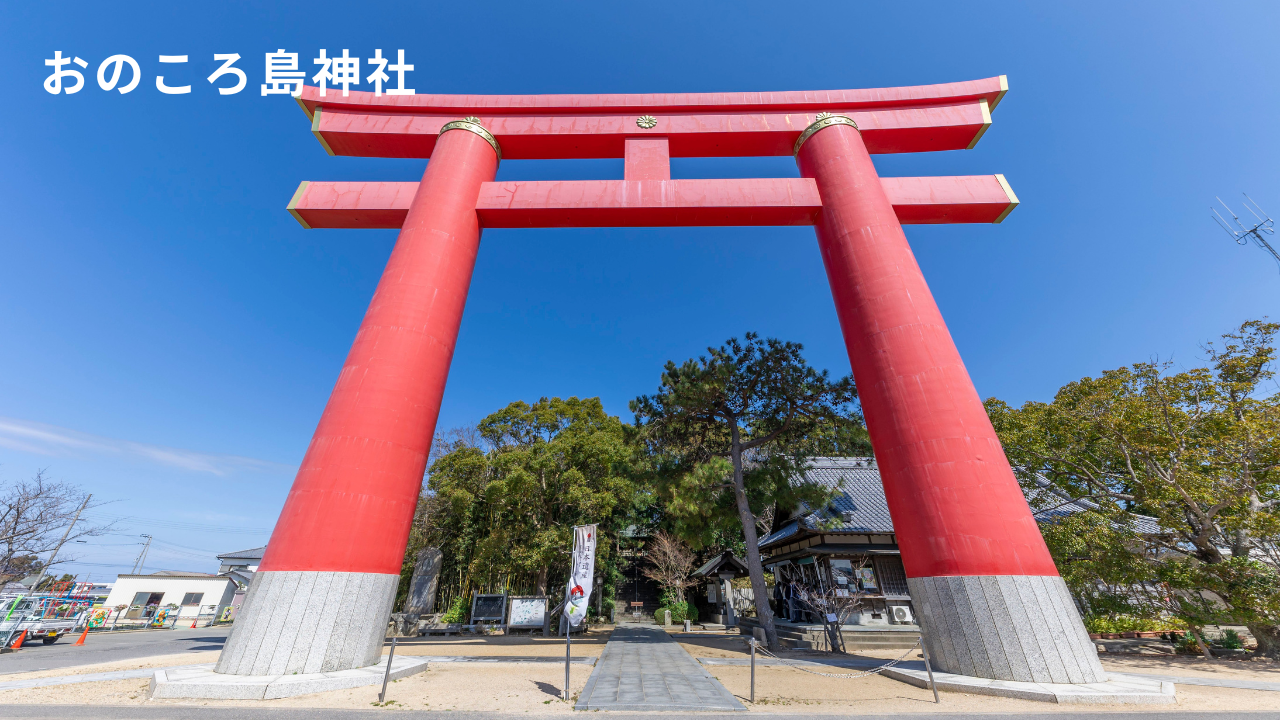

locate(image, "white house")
[[102, 572, 237, 619]]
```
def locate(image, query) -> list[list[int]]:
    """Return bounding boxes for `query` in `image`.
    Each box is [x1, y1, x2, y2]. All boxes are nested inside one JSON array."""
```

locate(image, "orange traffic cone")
[[11, 630, 27, 649], [190, 619, 197, 628], [73, 625, 89, 646]]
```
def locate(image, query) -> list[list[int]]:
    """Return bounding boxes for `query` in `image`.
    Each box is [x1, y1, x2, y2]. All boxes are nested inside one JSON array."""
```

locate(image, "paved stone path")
[[575, 625, 745, 711]]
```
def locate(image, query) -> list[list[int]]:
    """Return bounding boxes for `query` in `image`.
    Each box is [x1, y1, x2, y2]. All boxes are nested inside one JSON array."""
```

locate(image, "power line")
[[82, 513, 272, 534], [1213, 194, 1279, 271]]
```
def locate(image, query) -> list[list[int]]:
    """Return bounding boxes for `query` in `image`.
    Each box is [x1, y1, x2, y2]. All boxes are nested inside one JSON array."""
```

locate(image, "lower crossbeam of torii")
[[216, 76, 1107, 686]]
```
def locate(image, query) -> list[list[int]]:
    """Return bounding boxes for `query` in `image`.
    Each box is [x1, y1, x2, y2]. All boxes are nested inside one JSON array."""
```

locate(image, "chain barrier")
[[748, 635, 921, 679]]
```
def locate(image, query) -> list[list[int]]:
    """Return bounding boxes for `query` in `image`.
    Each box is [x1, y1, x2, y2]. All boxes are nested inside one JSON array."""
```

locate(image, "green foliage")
[[630, 334, 861, 545], [631, 334, 865, 647], [986, 320, 1280, 656], [656, 590, 698, 624], [403, 397, 640, 608], [1175, 632, 1202, 654], [1220, 629, 1244, 649], [441, 595, 469, 624], [1082, 614, 1186, 634]]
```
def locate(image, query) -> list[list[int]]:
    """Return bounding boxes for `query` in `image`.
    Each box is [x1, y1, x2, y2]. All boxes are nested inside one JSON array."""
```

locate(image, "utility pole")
[[131, 534, 153, 575], [1213, 194, 1279, 271], [30, 494, 90, 593]]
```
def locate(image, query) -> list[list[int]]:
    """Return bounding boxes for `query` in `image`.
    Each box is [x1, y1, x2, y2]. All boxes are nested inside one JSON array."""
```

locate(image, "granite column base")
[[908, 574, 1106, 684], [214, 570, 398, 676]]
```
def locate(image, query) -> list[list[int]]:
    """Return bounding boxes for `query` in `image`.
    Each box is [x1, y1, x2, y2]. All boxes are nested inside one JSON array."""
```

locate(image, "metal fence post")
[[564, 620, 571, 701], [919, 631, 939, 703], [378, 636, 397, 703], [749, 637, 756, 703]]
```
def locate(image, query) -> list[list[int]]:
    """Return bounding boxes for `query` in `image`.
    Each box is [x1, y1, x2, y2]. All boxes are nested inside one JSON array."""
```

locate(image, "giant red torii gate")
[[216, 76, 1106, 686]]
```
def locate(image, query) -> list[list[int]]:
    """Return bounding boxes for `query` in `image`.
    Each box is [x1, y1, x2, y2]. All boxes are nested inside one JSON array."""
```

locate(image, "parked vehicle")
[[1, 595, 85, 646]]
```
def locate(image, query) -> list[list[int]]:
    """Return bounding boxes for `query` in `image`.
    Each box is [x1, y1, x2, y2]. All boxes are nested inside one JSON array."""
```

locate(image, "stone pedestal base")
[[883, 666, 1175, 704], [908, 575, 1106, 684], [215, 570, 399, 676], [151, 656, 428, 700]]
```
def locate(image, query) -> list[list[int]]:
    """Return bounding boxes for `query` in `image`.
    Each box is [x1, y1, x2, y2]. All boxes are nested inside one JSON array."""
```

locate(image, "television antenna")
[[1213, 194, 1279, 271]]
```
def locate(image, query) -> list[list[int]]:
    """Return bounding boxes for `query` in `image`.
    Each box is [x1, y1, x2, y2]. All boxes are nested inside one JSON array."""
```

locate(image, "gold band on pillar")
[[793, 112, 859, 156], [439, 116, 502, 161]]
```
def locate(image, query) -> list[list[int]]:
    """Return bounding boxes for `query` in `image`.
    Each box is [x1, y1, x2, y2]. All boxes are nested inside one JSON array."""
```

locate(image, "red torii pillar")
[[218, 78, 1105, 685]]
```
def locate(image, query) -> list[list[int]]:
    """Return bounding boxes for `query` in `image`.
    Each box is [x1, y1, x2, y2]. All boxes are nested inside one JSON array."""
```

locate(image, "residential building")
[[102, 572, 237, 620]]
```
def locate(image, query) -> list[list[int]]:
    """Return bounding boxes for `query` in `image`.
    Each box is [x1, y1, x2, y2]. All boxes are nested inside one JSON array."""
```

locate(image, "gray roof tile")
[[758, 457, 1163, 548], [216, 546, 266, 560]]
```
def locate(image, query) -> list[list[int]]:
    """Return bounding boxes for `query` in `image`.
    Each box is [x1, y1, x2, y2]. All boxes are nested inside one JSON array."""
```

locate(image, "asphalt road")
[[0, 709, 1276, 720], [0, 627, 231, 676]]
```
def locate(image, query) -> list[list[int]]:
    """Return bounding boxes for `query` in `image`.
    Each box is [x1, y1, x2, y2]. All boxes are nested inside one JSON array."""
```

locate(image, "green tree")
[[631, 333, 863, 650], [987, 320, 1280, 657], [403, 397, 638, 613]]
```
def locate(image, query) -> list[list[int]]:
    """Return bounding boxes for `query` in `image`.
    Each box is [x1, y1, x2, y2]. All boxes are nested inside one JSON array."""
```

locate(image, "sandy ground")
[[0, 663, 592, 713], [0, 651, 221, 682], [678, 634, 1280, 680], [706, 665, 1280, 714], [391, 632, 609, 658], [3, 630, 1278, 713]]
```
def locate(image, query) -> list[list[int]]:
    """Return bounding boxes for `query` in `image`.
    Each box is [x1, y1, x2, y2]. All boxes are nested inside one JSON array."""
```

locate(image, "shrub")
[[655, 601, 698, 624], [1219, 629, 1244, 649], [441, 596, 469, 624], [1175, 632, 1202, 654]]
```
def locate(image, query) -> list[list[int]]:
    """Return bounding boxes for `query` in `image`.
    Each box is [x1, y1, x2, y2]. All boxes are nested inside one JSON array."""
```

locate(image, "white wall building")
[[102, 572, 237, 619]]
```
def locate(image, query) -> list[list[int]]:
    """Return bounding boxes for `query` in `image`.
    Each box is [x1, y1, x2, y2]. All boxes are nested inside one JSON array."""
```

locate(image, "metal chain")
[[748, 636, 921, 679]]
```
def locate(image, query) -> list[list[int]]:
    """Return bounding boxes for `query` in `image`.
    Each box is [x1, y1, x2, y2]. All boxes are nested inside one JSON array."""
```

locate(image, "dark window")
[[873, 556, 910, 596], [181, 592, 204, 606]]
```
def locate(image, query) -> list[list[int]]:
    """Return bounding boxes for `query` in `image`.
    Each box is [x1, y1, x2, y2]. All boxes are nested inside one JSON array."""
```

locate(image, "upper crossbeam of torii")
[[288, 76, 1016, 229], [215, 76, 1108, 691], [295, 75, 1006, 158]]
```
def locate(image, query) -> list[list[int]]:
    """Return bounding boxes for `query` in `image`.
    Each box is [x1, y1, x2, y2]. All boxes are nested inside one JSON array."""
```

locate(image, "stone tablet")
[[404, 547, 442, 615]]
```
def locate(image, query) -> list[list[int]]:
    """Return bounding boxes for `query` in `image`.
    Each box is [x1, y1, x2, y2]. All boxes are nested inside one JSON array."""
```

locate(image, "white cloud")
[[0, 416, 293, 476]]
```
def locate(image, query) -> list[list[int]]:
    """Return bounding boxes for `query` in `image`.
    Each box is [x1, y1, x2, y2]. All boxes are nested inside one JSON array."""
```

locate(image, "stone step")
[[739, 618, 920, 649]]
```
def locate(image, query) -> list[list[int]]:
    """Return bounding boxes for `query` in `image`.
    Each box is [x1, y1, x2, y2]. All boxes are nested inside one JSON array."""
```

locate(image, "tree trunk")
[[1191, 627, 1213, 659], [729, 425, 780, 651], [1248, 623, 1280, 659], [536, 567, 548, 596]]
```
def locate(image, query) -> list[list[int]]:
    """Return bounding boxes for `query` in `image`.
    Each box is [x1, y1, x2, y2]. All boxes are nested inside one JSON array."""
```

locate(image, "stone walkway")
[[575, 625, 745, 711]]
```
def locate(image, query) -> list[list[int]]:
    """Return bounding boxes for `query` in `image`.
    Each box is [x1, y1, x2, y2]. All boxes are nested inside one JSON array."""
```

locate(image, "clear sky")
[[1, 1, 1276, 579]]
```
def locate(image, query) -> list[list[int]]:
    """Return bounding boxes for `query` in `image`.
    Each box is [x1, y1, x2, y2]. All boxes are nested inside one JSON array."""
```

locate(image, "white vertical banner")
[[565, 524, 597, 627]]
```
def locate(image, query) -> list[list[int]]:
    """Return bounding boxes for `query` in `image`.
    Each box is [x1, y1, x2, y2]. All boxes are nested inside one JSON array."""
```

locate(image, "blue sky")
[[1, 1, 1276, 579]]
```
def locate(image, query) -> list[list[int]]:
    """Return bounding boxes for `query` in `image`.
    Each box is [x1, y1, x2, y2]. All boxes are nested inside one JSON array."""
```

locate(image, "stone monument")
[[404, 547, 442, 616]]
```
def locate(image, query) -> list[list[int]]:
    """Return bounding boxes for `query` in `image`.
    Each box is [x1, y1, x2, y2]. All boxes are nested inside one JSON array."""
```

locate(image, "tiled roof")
[[693, 551, 749, 578], [222, 569, 254, 587], [216, 546, 266, 561], [759, 457, 893, 547], [757, 457, 1164, 548], [1024, 474, 1164, 534]]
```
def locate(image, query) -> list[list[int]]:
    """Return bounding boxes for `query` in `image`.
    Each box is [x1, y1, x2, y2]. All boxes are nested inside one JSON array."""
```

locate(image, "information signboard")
[[470, 593, 506, 623], [507, 596, 547, 628]]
